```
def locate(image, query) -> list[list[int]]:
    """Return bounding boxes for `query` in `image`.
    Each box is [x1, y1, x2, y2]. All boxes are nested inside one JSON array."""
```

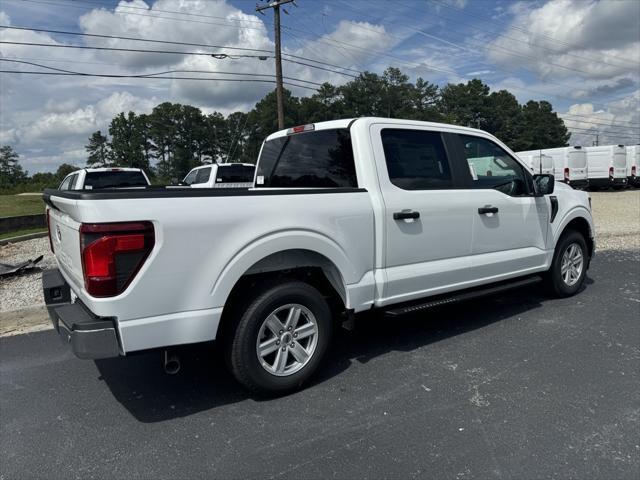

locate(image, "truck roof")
[[83, 167, 145, 172], [265, 117, 491, 142]]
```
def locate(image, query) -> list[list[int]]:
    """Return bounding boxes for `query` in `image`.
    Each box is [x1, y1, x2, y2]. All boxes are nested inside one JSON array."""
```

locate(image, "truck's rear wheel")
[[547, 229, 588, 297], [226, 280, 332, 395]]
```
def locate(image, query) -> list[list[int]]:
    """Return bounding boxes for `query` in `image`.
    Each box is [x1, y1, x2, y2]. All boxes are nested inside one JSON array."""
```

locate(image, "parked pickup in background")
[[58, 167, 151, 190], [42, 118, 596, 395], [182, 163, 255, 189]]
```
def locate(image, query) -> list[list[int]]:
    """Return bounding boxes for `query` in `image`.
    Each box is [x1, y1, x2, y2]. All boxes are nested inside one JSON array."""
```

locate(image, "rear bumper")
[[628, 176, 640, 187], [42, 269, 121, 359], [566, 178, 588, 189], [613, 177, 628, 187], [589, 177, 627, 188]]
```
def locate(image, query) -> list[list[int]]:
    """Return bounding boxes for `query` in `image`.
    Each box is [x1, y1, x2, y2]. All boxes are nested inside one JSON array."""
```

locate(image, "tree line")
[[2, 68, 570, 191]]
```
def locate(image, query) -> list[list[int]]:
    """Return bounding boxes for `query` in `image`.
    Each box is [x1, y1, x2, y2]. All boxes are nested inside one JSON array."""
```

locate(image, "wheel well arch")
[[560, 216, 594, 258], [217, 249, 348, 339]]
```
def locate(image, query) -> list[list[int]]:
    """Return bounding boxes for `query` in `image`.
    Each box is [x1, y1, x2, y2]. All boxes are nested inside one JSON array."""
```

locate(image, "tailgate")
[[48, 206, 84, 290]]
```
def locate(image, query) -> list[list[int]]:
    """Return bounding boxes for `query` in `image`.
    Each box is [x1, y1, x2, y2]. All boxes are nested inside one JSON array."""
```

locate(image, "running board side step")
[[384, 275, 543, 317]]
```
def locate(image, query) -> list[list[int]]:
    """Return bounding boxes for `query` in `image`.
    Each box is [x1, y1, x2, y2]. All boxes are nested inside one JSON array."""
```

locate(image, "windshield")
[[183, 169, 198, 185], [217, 164, 255, 183], [84, 171, 148, 189], [256, 129, 357, 188]]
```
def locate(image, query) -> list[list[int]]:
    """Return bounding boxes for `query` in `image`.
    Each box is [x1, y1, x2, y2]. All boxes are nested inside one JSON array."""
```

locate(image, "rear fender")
[[210, 230, 361, 309]]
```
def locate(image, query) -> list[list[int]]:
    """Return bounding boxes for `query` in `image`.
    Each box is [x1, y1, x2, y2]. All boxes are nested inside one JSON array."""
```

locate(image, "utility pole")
[[256, 0, 295, 130]]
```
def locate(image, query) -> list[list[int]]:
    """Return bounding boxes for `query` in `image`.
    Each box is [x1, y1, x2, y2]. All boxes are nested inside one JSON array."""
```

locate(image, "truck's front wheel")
[[226, 281, 333, 395]]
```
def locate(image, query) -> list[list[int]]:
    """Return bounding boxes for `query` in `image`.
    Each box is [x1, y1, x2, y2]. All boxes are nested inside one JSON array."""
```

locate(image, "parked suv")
[[43, 118, 595, 395]]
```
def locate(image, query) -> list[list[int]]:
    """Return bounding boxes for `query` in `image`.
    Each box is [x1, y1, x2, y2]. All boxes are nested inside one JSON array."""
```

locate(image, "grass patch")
[[0, 227, 47, 241], [0, 195, 45, 217]]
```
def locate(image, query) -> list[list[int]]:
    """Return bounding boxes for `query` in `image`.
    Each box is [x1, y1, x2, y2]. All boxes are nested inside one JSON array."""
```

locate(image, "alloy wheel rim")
[[256, 303, 318, 377], [560, 242, 584, 287]]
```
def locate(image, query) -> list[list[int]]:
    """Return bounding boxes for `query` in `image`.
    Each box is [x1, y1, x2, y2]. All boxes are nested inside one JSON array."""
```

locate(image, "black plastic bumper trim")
[[42, 268, 120, 359]]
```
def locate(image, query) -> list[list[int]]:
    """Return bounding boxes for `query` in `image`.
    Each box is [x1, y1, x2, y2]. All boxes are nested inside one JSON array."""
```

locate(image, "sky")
[[0, 0, 639, 173]]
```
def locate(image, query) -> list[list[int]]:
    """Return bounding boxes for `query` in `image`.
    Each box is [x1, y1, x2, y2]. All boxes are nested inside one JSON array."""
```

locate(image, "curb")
[[0, 231, 48, 246]]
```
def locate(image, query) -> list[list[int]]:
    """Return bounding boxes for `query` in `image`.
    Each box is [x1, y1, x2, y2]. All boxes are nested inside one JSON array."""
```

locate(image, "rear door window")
[[381, 129, 453, 190], [194, 167, 212, 184], [569, 151, 586, 168], [257, 129, 357, 188]]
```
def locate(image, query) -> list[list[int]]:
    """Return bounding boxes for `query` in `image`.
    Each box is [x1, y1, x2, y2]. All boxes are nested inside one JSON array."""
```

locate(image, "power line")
[[562, 117, 640, 130], [0, 25, 361, 76], [0, 58, 324, 86], [0, 70, 318, 90], [1, 25, 274, 54], [566, 126, 640, 140], [15, 24, 361, 73], [9, 0, 270, 32]]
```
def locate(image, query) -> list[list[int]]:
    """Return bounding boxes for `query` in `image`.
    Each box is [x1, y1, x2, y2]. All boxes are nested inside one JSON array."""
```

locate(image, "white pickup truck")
[[43, 118, 595, 394], [182, 163, 255, 189]]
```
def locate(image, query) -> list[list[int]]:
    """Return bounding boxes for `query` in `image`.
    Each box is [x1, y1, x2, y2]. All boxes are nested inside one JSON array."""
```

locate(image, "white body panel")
[[47, 117, 595, 354], [585, 145, 627, 180]]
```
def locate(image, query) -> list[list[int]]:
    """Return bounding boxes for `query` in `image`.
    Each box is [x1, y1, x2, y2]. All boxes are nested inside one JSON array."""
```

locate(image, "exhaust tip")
[[163, 350, 181, 375]]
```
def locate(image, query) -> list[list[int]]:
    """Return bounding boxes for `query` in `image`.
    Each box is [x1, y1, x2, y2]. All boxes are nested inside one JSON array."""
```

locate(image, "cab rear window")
[[84, 171, 148, 189], [217, 165, 255, 183], [257, 129, 357, 188]]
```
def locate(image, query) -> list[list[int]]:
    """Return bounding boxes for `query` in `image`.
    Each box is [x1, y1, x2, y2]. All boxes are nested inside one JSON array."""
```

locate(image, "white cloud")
[[486, 0, 640, 80], [561, 90, 640, 146]]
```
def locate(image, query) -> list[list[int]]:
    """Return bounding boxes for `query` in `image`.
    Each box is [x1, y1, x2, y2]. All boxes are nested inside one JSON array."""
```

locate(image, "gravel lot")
[[1, 190, 638, 316]]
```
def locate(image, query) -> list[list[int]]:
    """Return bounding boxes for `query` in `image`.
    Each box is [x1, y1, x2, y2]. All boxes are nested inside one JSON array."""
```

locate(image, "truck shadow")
[[94, 278, 593, 423]]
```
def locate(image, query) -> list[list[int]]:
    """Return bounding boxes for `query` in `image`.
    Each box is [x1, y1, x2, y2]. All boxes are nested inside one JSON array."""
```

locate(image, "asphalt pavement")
[[1, 248, 639, 479]]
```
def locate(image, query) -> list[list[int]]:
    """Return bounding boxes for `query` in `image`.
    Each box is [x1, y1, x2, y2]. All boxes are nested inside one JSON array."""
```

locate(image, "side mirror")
[[533, 174, 554, 196]]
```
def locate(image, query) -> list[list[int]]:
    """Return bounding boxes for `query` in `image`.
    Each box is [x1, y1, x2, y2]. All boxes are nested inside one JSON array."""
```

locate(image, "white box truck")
[[515, 151, 554, 175], [585, 145, 628, 190], [518, 146, 588, 189], [626, 145, 639, 188]]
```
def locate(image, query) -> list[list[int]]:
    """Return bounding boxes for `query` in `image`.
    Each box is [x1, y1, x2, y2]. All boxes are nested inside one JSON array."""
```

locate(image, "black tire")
[[546, 229, 588, 297], [225, 280, 333, 395]]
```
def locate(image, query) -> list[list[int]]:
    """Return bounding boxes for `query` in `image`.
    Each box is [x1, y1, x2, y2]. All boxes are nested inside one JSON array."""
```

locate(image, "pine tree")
[[85, 131, 111, 167]]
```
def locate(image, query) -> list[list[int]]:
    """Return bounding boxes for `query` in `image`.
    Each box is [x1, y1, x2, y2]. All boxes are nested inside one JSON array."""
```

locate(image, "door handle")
[[393, 210, 420, 220], [478, 206, 499, 214]]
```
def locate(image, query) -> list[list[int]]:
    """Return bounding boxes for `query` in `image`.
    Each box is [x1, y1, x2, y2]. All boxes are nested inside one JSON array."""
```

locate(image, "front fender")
[[551, 205, 595, 249]]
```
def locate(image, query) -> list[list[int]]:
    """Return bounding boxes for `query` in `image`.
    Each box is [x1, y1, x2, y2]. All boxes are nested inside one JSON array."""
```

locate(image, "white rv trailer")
[[585, 145, 628, 189], [515, 151, 554, 175], [517, 146, 588, 189], [626, 145, 639, 187]]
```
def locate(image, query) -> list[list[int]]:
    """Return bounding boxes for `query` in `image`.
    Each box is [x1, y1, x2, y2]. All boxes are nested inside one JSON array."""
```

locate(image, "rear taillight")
[[80, 221, 154, 297], [46, 209, 54, 253], [609, 166, 614, 178], [564, 167, 570, 182], [632, 166, 636, 177]]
